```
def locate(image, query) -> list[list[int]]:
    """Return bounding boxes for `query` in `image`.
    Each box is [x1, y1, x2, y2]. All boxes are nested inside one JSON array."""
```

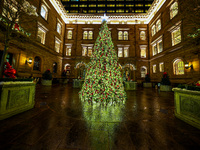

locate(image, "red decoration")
[[14, 23, 20, 30], [4, 62, 16, 79]]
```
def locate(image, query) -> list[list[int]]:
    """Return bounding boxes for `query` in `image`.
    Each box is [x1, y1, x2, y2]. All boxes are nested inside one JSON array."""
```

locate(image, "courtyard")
[[0, 84, 200, 150]]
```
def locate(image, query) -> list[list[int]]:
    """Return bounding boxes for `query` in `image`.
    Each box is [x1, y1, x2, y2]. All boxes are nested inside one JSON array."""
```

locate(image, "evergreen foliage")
[[42, 69, 52, 80], [145, 73, 151, 82], [161, 72, 171, 85], [79, 21, 126, 104]]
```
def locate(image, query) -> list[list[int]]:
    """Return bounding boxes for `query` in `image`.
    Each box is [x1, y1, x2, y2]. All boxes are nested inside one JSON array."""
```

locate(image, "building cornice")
[[50, 0, 167, 24]]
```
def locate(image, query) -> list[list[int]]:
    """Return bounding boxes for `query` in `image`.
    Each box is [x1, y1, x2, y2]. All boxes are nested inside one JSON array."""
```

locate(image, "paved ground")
[[0, 83, 200, 150]]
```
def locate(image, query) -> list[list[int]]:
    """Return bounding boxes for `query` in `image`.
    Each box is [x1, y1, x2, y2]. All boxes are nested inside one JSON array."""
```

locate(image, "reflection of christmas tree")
[[79, 21, 126, 104]]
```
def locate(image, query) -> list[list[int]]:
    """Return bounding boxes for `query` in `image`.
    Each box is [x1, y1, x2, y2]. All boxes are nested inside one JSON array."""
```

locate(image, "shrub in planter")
[[41, 69, 52, 85], [160, 72, 172, 91], [143, 73, 152, 88]]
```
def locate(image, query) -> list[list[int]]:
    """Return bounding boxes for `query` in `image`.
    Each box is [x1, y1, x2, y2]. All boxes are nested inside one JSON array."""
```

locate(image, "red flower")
[[163, 72, 167, 75]]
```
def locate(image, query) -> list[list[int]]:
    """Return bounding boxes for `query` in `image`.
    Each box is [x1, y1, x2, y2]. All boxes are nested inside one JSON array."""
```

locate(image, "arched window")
[[53, 62, 57, 73], [33, 56, 41, 71], [156, 19, 161, 32], [83, 31, 88, 39], [141, 66, 147, 78], [67, 30, 72, 39], [118, 31, 123, 40], [173, 59, 184, 75], [170, 2, 178, 19], [88, 31, 93, 39], [140, 31, 146, 40], [40, 5, 48, 20], [124, 31, 128, 40], [151, 25, 156, 36]]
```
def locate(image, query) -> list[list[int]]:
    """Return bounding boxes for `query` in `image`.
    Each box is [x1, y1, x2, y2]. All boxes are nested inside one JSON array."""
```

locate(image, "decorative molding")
[[151, 35, 163, 45], [38, 22, 48, 32], [117, 28, 130, 30]]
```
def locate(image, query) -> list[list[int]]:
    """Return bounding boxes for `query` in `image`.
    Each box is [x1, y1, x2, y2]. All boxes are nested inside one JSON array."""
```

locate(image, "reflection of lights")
[[144, 107, 147, 110]]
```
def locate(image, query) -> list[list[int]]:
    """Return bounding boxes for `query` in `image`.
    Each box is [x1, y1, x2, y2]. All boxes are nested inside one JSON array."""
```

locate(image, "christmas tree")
[[79, 21, 126, 104]]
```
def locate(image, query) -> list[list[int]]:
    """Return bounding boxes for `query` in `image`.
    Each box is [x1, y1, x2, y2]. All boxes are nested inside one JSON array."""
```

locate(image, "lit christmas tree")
[[79, 20, 126, 104]]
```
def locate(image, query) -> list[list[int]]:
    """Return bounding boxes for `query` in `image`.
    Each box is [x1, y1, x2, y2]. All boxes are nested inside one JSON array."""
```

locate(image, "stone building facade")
[[0, 0, 199, 85]]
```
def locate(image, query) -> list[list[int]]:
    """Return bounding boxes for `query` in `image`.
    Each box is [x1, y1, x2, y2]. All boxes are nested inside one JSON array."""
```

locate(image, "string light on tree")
[[79, 20, 126, 105]]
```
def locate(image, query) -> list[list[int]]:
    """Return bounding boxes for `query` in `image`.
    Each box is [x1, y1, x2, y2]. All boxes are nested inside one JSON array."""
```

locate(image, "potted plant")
[[41, 69, 52, 86], [0, 62, 36, 120], [172, 81, 200, 129], [143, 73, 152, 88], [160, 72, 172, 91]]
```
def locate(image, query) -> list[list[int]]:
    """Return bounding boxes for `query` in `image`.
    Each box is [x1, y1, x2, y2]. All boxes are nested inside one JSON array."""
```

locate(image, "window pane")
[[158, 41, 163, 53], [82, 47, 87, 56], [41, 5, 47, 20], [88, 31, 93, 39], [159, 63, 164, 72], [37, 28, 46, 44], [177, 61, 184, 75], [152, 45, 157, 56], [172, 28, 181, 46], [153, 65, 156, 73], [124, 47, 128, 57], [156, 20, 161, 31], [118, 48, 123, 57], [141, 67, 147, 78], [140, 31, 146, 40], [55, 40, 60, 53], [124, 31, 128, 40], [88, 47, 92, 57], [141, 48, 146, 58], [67, 31, 72, 39], [66, 47, 71, 56], [83, 31, 88, 39], [118, 31, 123, 40], [170, 2, 178, 19], [57, 23, 61, 34]]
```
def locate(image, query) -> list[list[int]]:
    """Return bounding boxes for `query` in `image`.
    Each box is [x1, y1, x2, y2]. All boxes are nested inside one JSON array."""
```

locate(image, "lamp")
[[185, 62, 193, 69], [25, 58, 32, 64]]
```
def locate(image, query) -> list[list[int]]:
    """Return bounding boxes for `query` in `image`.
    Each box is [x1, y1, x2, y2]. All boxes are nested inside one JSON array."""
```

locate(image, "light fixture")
[[25, 58, 32, 64], [185, 62, 193, 69]]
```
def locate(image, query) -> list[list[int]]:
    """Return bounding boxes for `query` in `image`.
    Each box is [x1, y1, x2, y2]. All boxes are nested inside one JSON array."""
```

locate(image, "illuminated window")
[[156, 19, 161, 32], [118, 47, 129, 57], [118, 31, 128, 40], [124, 47, 129, 57], [141, 66, 147, 78], [135, 10, 143, 12], [118, 48, 123, 57], [67, 30, 72, 39], [172, 27, 181, 46], [37, 27, 46, 44], [107, 4, 115, 7], [107, 10, 115, 13], [89, 31, 93, 39], [97, 10, 105, 13], [107, 0, 115, 1], [170, 2, 178, 19], [83, 31, 93, 39], [151, 25, 156, 36], [126, 4, 134, 7], [41, 5, 48, 20], [145, 4, 151, 7], [66, 46, 72, 56], [80, 0, 87, 1], [71, 4, 78, 7], [159, 62, 164, 72], [153, 64, 156, 73], [89, 4, 96, 7], [152, 44, 157, 56], [82, 46, 93, 57], [80, 5, 87, 7], [173, 59, 184, 75], [70, 10, 78, 13], [140, 31, 146, 40], [116, 9, 124, 13], [140, 47, 146, 58], [82, 47, 87, 56], [88, 10, 96, 13], [135, 4, 143, 7], [55, 38, 61, 53], [116, 4, 124, 7], [98, 4, 105, 7], [57, 22, 61, 34], [157, 41, 163, 53]]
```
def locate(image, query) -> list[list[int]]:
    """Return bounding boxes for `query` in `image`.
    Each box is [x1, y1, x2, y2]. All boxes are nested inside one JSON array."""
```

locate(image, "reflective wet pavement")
[[1, 83, 200, 150]]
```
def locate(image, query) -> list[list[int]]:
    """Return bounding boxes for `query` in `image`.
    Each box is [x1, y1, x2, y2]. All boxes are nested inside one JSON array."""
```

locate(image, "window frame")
[[170, 2, 178, 19], [171, 27, 181, 46], [153, 64, 156, 73], [173, 59, 184, 75], [159, 62, 164, 72], [40, 4, 48, 20], [55, 37, 61, 53]]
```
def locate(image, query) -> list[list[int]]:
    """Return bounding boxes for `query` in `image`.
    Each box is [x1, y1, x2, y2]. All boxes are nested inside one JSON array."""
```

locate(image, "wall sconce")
[[185, 62, 193, 69], [25, 58, 32, 64]]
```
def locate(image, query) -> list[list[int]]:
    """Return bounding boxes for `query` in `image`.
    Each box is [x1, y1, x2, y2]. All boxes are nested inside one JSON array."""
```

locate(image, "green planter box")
[[41, 79, 52, 86], [59, 79, 69, 84], [143, 82, 152, 88], [160, 85, 172, 91], [0, 81, 36, 120], [125, 82, 137, 90], [172, 88, 200, 129]]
